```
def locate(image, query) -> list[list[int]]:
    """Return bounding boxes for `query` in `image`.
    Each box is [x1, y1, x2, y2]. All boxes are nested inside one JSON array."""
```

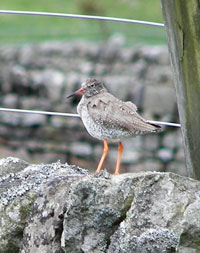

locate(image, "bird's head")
[[67, 78, 106, 99]]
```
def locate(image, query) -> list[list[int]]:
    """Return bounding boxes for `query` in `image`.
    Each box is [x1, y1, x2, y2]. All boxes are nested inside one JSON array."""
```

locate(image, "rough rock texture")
[[1, 157, 199, 252], [0, 157, 88, 253], [0, 41, 185, 176], [59, 171, 200, 253]]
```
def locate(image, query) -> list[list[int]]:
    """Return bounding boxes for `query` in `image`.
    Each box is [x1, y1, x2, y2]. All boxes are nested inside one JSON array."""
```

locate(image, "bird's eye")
[[90, 83, 95, 88]]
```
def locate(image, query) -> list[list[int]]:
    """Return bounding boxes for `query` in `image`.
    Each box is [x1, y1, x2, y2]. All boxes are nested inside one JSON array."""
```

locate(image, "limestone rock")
[[143, 85, 177, 116], [2, 94, 19, 108], [22, 114, 46, 127], [61, 171, 185, 252], [0, 157, 88, 253], [0, 157, 28, 177], [157, 148, 174, 163], [20, 175, 82, 253], [2, 160, 200, 252]]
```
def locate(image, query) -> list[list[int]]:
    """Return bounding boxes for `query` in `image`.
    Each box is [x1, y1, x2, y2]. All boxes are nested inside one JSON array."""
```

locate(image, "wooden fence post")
[[161, 0, 200, 179]]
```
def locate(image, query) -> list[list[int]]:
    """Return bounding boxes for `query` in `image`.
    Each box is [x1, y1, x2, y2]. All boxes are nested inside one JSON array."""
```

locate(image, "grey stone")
[[108, 147, 141, 166], [18, 45, 37, 66], [129, 58, 147, 77], [0, 111, 22, 126], [79, 61, 94, 75], [157, 148, 174, 162], [29, 69, 65, 102], [163, 131, 183, 149], [95, 63, 109, 75], [0, 190, 37, 253], [22, 114, 46, 127], [51, 116, 79, 129], [31, 151, 67, 164], [0, 156, 28, 177], [107, 173, 200, 252], [178, 247, 196, 253], [129, 159, 163, 173], [141, 46, 170, 65], [21, 176, 83, 253], [7, 148, 31, 163], [143, 85, 177, 115], [125, 136, 143, 149], [175, 149, 185, 161], [98, 43, 121, 62], [51, 116, 67, 128], [0, 157, 88, 253], [167, 161, 187, 177], [0, 67, 12, 93], [108, 33, 126, 47], [0, 46, 19, 62], [20, 96, 51, 110], [38, 41, 69, 56], [143, 134, 160, 151], [145, 65, 173, 85], [10, 65, 29, 86], [42, 69, 65, 102], [71, 142, 92, 157], [103, 76, 134, 101], [2, 94, 19, 108], [121, 149, 141, 164], [180, 198, 200, 250], [0, 158, 88, 208], [60, 171, 200, 252], [1, 158, 200, 252]]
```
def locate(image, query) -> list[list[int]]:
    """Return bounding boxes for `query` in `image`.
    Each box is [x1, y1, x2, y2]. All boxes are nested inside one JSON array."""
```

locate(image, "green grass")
[[0, 0, 166, 46]]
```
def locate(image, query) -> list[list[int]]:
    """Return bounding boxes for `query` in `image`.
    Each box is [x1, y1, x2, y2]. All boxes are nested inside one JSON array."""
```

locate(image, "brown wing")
[[87, 93, 160, 133]]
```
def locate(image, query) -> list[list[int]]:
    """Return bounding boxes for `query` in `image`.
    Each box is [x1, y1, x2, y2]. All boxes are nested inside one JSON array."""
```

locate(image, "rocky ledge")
[[0, 157, 200, 253]]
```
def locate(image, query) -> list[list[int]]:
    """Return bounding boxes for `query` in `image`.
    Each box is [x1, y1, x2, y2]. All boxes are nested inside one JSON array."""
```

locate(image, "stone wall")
[[1, 157, 199, 252], [0, 41, 186, 175]]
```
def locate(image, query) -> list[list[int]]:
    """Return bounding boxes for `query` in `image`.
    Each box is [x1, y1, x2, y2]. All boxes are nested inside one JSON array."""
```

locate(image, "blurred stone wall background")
[[0, 41, 186, 175]]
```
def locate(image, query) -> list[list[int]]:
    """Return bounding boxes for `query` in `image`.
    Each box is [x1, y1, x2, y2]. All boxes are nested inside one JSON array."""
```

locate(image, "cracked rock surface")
[[0, 157, 88, 253], [1, 157, 200, 252]]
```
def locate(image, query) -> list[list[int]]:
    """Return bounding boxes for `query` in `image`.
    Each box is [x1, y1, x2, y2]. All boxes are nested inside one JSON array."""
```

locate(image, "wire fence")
[[0, 10, 180, 129], [0, 108, 181, 128], [0, 10, 164, 27]]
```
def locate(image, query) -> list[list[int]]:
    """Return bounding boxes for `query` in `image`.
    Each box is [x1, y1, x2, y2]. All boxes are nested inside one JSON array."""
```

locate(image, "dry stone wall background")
[[0, 41, 186, 175]]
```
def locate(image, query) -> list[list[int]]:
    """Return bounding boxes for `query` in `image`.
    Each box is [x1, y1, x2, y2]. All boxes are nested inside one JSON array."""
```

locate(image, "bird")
[[67, 78, 162, 175]]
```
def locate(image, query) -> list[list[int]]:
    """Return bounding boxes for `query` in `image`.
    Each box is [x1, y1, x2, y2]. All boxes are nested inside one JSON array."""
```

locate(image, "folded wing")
[[87, 93, 161, 133]]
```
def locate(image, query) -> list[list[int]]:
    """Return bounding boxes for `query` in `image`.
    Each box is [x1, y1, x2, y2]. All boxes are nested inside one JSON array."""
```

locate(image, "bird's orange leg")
[[114, 142, 123, 175], [96, 140, 109, 173]]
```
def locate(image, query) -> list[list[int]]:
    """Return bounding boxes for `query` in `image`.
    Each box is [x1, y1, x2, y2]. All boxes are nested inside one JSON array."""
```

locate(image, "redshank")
[[67, 78, 162, 175]]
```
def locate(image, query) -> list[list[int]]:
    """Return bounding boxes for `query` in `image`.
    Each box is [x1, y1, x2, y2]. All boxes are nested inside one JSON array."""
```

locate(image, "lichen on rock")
[[1, 157, 200, 252]]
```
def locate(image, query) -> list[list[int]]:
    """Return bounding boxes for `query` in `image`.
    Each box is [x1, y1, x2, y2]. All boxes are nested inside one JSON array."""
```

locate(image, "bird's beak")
[[66, 87, 86, 99]]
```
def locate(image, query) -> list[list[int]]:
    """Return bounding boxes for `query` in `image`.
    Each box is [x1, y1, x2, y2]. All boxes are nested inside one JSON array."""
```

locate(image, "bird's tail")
[[148, 122, 163, 133]]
